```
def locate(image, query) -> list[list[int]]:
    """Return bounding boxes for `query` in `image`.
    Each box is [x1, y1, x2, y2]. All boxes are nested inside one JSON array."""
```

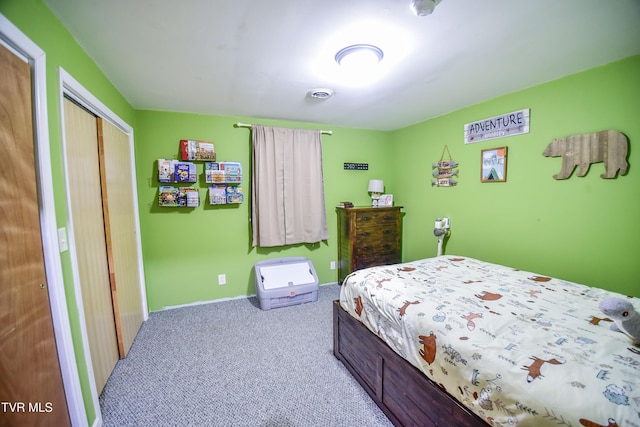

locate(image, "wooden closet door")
[[97, 118, 143, 357], [63, 98, 119, 394], [0, 43, 70, 426]]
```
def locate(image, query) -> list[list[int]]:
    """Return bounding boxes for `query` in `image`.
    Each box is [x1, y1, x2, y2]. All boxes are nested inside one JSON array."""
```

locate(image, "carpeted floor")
[[99, 284, 393, 426]]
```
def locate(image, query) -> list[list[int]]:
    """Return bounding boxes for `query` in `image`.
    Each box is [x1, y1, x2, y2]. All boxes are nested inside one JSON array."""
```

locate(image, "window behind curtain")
[[251, 125, 329, 247]]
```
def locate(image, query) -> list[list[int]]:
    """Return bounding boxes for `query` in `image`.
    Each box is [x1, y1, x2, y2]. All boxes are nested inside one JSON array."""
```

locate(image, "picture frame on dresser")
[[378, 194, 393, 206]]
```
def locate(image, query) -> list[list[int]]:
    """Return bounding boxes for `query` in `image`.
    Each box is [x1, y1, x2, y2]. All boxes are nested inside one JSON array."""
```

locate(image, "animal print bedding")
[[339, 255, 640, 427]]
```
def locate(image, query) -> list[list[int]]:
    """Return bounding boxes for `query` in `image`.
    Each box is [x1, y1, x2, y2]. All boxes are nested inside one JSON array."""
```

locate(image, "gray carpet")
[[99, 284, 393, 426]]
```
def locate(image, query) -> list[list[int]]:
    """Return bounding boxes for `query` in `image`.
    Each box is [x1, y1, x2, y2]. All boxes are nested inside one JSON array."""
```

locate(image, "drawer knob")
[[383, 229, 391, 234], [362, 216, 370, 221], [361, 231, 371, 236], [362, 246, 371, 252], [383, 215, 391, 220]]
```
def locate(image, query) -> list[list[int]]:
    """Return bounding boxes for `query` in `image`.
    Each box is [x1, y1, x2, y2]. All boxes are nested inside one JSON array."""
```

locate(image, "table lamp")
[[368, 179, 384, 206]]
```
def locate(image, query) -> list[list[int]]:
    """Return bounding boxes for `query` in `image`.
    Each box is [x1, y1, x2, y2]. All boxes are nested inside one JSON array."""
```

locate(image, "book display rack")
[[157, 140, 243, 207]]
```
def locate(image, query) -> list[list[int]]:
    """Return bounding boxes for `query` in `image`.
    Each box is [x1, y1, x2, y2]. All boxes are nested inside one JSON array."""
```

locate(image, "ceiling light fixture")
[[335, 44, 384, 71], [410, 0, 442, 17]]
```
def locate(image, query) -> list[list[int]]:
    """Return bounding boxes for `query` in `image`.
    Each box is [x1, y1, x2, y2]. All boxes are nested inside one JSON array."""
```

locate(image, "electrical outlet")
[[330, 261, 336, 270], [218, 274, 226, 285]]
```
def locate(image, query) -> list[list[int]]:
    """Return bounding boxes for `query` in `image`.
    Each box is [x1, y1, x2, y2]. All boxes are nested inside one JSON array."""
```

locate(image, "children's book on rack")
[[208, 185, 226, 205], [180, 139, 216, 161], [208, 185, 243, 205], [159, 186, 179, 206], [205, 162, 242, 183], [158, 159, 197, 183], [222, 162, 242, 183], [158, 159, 176, 183], [205, 162, 223, 183], [185, 188, 199, 207], [159, 186, 199, 207], [175, 162, 197, 182], [226, 185, 243, 204]]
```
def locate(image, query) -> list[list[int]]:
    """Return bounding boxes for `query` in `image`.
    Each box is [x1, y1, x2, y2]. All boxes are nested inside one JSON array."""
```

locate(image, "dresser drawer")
[[355, 228, 399, 244], [355, 210, 398, 229], [354, 240, 399, 257], [356, 253, 401, 270]]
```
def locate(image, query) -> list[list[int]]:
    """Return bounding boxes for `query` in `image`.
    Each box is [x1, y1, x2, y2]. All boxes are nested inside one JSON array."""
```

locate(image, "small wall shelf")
[[204, 162, 242, 184], [158, 159, 197, 183], [158, 186, 199, 207], [208, 185, 243, 205]]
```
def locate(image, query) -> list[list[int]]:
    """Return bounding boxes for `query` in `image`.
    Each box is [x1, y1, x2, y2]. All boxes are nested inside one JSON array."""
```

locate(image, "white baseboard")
[[158, 282, 338, 312]]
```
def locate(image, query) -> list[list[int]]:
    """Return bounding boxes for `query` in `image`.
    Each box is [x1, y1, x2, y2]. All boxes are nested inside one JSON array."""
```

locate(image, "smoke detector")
[[410, 0, 442, 16], [308, 88, 334, 99]]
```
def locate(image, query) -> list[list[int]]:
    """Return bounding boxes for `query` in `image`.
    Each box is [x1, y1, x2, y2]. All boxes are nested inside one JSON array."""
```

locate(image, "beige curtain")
[[251, 125, 329, 247]]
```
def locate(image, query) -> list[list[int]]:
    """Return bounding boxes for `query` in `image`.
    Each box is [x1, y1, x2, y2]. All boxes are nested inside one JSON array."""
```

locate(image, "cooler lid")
[[260, 262, 315, 290]]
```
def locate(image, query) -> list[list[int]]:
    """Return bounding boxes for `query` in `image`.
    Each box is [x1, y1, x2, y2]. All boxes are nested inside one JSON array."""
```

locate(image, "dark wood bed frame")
[[333, 300, 488, 427]]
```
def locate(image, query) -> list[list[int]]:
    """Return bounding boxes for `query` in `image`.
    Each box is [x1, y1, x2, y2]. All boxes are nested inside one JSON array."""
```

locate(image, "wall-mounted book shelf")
[[156, 140, 244, 208], [159, 186, 199, 207]]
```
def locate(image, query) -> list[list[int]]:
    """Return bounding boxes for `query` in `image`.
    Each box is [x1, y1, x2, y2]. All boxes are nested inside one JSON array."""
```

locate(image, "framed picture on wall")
[[480, 147, 508, 182]]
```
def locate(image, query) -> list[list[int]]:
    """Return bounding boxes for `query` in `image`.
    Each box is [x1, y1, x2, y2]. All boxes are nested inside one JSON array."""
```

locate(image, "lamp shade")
[[368, 179, 384, 193]]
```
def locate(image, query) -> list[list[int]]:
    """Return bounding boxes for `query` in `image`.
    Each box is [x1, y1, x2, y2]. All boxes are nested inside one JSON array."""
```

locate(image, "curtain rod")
[[234, 122, 333, 135]]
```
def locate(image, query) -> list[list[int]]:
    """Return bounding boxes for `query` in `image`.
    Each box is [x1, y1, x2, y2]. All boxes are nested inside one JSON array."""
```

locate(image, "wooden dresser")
[[337, 206, 403, 284]]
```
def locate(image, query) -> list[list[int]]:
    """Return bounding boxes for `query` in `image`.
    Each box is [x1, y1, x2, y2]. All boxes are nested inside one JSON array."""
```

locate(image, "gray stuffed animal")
[[599, 297, 640, 344]]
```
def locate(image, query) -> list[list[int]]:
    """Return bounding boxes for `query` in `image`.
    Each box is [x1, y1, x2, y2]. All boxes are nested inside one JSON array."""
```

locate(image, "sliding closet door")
[[97, 118, 144, 357], [64, 98, 119, 394]]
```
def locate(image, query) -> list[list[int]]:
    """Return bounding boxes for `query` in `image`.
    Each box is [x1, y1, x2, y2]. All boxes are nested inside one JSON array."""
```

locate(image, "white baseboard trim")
[[157, 282, 338, 312]]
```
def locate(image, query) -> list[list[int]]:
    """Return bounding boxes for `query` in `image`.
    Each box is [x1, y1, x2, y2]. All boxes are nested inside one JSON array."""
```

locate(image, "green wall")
[[2, 1, 639, 425], [392, 55, 640, 296], [135, 112, 393, 310], [1, 0, 137, 424], [137, 56, 640, 312]]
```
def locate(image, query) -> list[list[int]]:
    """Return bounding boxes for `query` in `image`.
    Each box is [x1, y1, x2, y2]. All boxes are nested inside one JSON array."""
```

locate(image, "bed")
[[333, 255, 640, 427]]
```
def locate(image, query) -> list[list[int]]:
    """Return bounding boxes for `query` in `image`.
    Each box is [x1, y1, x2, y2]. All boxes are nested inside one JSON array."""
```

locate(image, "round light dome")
[[335, 44, 384, 72]]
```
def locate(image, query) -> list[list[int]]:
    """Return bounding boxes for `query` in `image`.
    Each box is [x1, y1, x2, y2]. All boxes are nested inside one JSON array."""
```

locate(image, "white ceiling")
[[44, 0, 640, 131]]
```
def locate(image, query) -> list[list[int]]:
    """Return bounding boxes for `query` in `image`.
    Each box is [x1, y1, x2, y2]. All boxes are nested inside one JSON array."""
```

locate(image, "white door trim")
[[0, 13, 86, 427], [59, 67, 149, 426]]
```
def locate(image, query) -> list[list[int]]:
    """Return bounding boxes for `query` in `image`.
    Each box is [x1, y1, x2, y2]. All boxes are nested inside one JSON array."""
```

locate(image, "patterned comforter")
[[339, 256, 640, 427]]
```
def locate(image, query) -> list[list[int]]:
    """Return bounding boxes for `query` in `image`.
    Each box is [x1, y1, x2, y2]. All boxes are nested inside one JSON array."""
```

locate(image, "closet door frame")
[[59, 68, 149, 421], [0, 13, 86, 426]]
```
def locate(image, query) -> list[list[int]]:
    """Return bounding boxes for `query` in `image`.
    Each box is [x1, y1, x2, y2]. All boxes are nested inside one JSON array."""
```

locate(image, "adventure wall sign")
[[464, 108, 530, 144]]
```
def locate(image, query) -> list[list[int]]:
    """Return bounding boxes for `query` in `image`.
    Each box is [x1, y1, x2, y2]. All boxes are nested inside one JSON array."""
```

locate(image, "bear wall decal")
[[542, 130, 629, 179]]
